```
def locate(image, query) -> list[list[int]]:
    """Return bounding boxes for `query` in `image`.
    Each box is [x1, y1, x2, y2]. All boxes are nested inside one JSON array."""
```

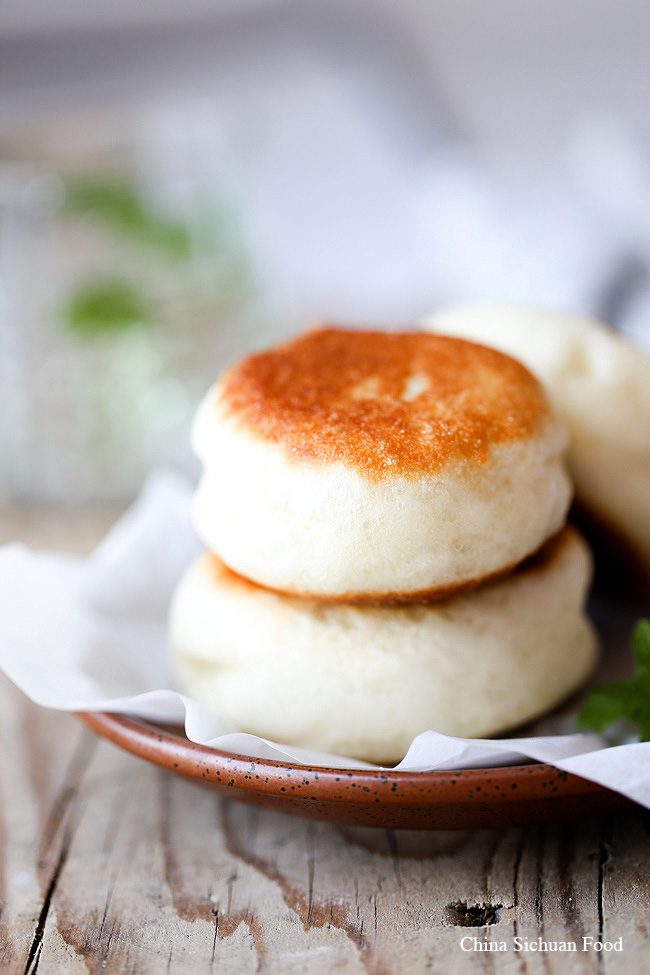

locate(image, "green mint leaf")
[[62, 176, 192, 260], [65, 278, 149, 336], [576, 619, 650, 740], [638, 707, 650, 743], [576, 681, 645, 733], [632, 619, 650, 692]]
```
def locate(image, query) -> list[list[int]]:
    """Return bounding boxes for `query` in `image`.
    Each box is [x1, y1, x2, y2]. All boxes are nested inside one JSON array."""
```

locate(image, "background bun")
[[424, 304, 650, 583]]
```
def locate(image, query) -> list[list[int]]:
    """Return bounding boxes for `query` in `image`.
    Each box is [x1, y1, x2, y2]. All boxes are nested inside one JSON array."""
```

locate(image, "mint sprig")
[[65, 278, 149, 335], [576, 620, 650, 741], [62, 176, 193, 260]]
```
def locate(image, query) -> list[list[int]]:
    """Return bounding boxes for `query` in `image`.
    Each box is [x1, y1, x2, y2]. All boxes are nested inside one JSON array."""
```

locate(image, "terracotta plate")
[[78, 711, 633, 829]]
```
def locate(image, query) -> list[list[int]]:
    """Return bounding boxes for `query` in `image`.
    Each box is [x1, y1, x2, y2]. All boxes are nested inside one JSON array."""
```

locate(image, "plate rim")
[[78, 710, 618, 809]]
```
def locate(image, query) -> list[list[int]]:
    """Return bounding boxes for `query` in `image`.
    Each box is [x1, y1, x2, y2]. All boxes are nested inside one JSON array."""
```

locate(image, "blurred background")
[[2, 0, 650, 504]]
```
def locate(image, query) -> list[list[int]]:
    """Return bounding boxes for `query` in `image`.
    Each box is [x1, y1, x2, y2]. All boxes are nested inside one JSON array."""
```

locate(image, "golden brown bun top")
[[215, 327, 553, 479]]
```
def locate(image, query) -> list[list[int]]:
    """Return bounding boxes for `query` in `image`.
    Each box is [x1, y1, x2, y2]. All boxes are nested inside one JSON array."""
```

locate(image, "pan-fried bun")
[[192, 328, 572, 600], [424, 304, 650, 583], [169, 528, 597, 764]]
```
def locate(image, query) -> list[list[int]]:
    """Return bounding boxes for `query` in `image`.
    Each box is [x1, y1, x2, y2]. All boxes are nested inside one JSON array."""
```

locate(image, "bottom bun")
[[168, 528, 597, 764]]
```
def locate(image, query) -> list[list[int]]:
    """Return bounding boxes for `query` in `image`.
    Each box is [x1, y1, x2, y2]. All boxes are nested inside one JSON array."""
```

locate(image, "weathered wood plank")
[[3, 675, 650, 974]]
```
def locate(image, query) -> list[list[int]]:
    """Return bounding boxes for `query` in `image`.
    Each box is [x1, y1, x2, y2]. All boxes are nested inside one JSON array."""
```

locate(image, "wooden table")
[[0, 506, 648, 974]]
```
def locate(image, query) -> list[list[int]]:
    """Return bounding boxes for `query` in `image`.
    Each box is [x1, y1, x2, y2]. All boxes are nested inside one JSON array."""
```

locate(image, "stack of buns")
[[169, 327, 597, 764]]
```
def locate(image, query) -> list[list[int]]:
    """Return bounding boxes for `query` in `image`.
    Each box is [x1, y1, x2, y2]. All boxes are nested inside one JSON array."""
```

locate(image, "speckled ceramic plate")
[[78, 711, 633, 829]]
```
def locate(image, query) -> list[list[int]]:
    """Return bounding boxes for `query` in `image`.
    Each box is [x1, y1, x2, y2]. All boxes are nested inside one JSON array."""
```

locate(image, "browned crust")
[[215, 327, 552, 480], [205, 528, 572, 607]]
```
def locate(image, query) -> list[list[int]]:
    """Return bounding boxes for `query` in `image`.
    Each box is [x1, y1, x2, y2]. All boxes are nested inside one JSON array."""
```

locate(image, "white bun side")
[[169, 528, 597, 764], [192, 397, 571, 599]]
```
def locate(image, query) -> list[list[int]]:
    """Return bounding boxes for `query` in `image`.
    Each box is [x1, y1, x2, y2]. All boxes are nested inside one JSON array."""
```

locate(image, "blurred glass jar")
[[0, 140, 270, 503]]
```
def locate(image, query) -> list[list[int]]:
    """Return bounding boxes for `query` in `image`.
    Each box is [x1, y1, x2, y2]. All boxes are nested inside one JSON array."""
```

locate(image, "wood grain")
[[0, 508, 648, 974]]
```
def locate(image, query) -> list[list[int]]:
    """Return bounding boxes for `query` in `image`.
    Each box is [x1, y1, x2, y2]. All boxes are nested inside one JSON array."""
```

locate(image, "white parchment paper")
[[2, 471, 649, 805]]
